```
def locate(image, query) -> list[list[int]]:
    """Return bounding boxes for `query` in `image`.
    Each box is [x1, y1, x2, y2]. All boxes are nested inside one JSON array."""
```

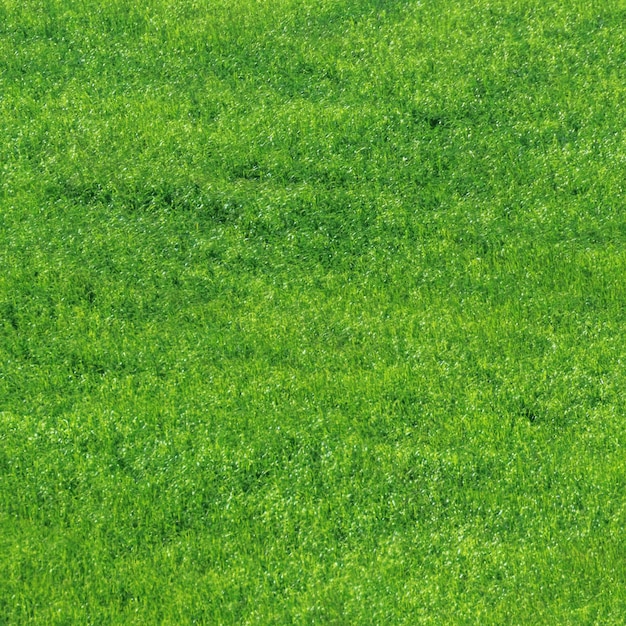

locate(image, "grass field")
[[3, 0, 626, 623]]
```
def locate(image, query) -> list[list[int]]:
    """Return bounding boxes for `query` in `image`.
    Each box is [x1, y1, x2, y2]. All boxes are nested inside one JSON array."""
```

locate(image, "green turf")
[[2, 0, 626, 623]]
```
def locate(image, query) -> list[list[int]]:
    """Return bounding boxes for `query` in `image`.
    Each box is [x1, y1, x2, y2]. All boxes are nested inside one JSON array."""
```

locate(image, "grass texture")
[[2, 0, 626, 623]]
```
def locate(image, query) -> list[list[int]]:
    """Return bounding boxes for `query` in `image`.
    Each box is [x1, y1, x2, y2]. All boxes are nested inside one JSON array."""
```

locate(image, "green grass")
[[3, 0, 626, 623]]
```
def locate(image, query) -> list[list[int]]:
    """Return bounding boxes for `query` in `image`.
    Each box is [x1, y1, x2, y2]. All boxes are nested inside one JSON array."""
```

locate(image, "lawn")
[[2, 0, 626, 623]]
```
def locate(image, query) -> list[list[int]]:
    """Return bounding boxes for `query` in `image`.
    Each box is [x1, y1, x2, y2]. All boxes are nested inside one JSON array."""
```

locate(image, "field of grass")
[[3, 0, 626, 623]]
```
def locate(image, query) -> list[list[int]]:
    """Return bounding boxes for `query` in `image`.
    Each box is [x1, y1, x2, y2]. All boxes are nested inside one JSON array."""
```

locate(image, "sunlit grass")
[[2, 0, 626, 623]]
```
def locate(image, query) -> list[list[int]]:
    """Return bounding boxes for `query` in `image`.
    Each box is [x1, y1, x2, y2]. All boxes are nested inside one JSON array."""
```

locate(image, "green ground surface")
[[2, 0, 626, 623]]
